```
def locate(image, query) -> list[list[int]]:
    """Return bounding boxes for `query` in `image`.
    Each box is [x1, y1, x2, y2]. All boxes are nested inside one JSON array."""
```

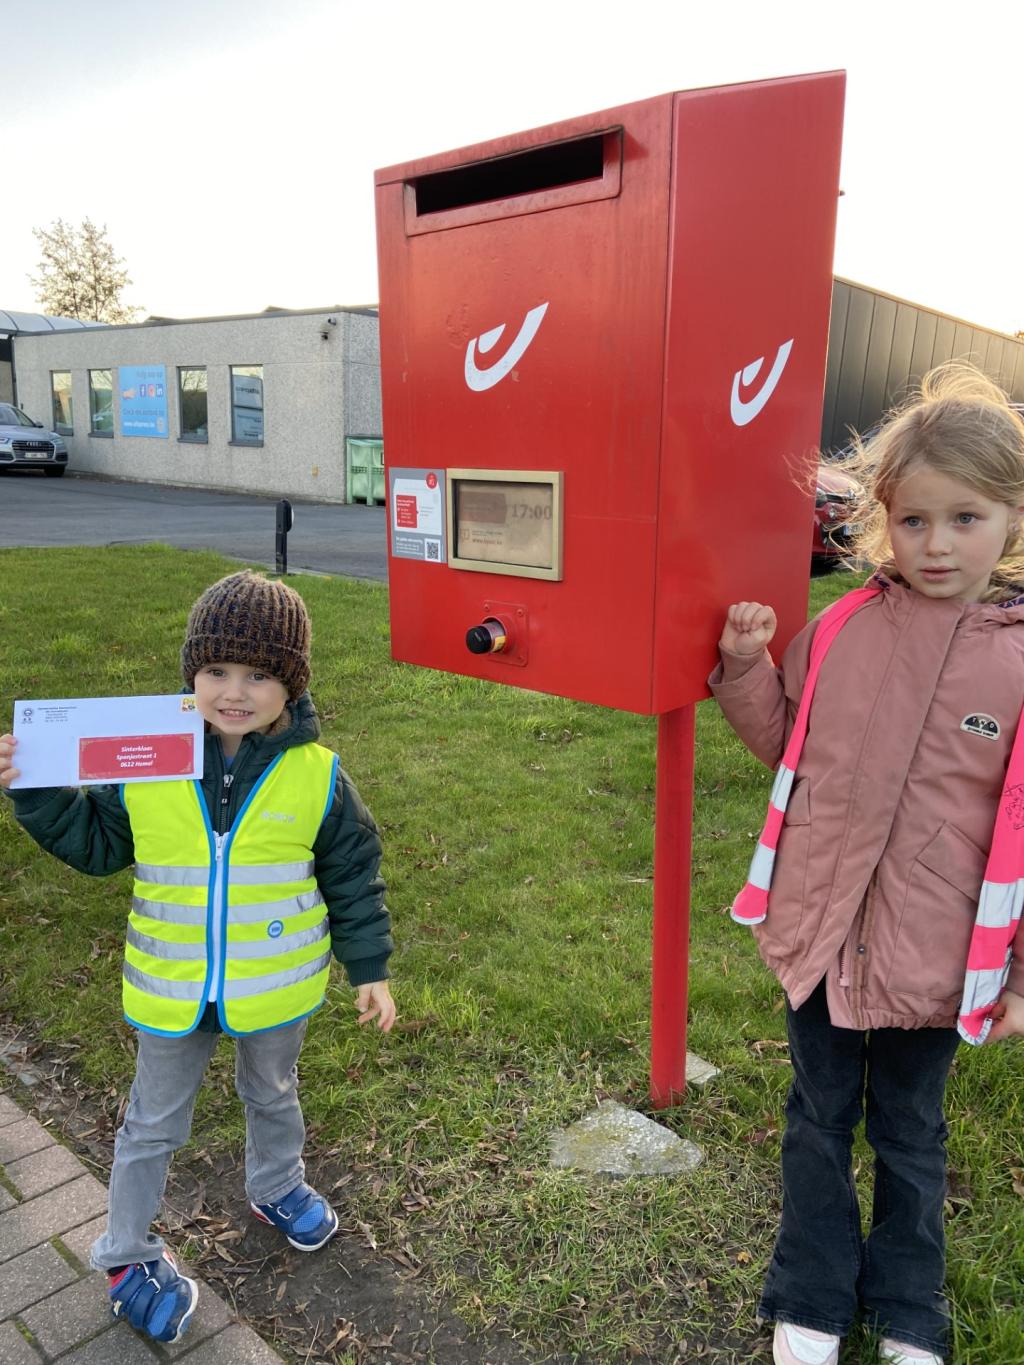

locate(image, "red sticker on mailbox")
[[395, 494, 418, 528], [78, 733, 197, 781]]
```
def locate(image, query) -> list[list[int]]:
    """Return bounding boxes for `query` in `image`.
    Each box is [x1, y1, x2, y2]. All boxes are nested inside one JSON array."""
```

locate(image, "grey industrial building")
[[4, 281, 1024, 503], [5, 305, 381, 504]]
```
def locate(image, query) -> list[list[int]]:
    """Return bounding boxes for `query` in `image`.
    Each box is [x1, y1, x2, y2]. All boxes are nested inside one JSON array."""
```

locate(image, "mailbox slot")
[[402, 130, 622, 234]]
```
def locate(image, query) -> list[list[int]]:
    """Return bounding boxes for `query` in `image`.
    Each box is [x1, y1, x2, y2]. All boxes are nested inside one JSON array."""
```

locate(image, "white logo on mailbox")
[[730, 339, 794, 426], [465, 303, 549, 392]]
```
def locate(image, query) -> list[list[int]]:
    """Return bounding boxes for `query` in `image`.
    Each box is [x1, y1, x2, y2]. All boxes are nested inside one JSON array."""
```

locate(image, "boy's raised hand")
[[985, 989, 1024, 1042], [720, 602, 777, 656], [355, 980, 396, 1032], [0, 734, 20, 789]]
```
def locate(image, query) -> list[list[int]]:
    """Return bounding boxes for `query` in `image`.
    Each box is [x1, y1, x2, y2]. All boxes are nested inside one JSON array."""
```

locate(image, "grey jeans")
[[90, 1019, 308, 1270]]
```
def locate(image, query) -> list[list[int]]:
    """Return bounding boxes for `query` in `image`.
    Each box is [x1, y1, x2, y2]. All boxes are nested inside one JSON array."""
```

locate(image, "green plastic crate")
[[346, 439, 384, 505]]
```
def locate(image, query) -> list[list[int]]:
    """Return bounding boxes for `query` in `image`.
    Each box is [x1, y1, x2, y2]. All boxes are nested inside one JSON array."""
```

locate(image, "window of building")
[[178, 367, 208, 442], [88, 369, 113, 436], [230, 365, 263, 445], [50, 371, 73, 435]]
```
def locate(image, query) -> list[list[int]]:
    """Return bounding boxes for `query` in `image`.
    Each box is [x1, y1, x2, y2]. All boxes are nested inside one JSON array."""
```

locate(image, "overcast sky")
[[3, 0, 1022, 334]]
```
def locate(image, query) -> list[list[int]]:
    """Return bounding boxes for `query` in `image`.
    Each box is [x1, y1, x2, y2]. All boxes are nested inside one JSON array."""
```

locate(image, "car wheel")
[[44, 465, 67, 478], [811, 553, 839, 577]]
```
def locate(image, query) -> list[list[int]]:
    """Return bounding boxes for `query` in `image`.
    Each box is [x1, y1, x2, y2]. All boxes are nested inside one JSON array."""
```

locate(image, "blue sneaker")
[[250, 1181, 338, 1251], [107, 1251, 198, 1344]]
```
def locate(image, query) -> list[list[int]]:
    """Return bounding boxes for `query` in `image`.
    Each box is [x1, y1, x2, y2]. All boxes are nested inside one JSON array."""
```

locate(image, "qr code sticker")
[[424, 539, 441, 562]]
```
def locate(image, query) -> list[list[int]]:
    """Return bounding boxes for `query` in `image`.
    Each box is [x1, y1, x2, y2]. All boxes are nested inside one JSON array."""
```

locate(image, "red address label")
[[78, 733, 196, 781]]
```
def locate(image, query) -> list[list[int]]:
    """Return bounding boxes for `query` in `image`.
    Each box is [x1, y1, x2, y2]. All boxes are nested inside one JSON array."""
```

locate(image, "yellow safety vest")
[[121, 744, 338, 1036]]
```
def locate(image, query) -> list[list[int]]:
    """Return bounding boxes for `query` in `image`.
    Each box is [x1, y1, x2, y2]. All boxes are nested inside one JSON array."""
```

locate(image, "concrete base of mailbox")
[[550, 1099, 706, 1177], [683, 1052, 721, 1087]]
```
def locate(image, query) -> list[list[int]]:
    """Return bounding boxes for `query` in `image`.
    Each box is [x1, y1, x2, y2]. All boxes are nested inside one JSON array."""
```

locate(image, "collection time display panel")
[[447, 469, 563, 580]]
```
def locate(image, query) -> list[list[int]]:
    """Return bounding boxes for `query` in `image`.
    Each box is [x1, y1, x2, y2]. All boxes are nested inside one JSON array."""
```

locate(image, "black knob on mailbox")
[[466, 619, 508, 655]]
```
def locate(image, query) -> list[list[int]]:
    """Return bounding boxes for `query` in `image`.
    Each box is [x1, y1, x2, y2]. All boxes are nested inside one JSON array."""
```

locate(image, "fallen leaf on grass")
[[326, 1320, 355, 1350], [385, 1245, 422, 1276]]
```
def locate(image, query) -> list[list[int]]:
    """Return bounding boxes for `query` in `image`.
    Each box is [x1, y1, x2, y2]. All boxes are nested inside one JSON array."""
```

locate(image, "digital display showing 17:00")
[[455, 480, 554, 568]]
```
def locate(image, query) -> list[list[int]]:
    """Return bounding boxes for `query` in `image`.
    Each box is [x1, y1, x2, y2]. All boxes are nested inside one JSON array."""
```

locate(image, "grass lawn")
[[1, 545, 1023, 1364]]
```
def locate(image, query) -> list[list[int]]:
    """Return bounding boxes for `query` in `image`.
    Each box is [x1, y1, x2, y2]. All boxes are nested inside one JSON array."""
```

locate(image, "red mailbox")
[[375, 72, 845, 714], [375, 73, 845, 1105]]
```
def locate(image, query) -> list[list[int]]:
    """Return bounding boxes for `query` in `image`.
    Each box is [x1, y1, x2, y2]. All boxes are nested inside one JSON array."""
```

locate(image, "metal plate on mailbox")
[[447, 468, 563, 580]]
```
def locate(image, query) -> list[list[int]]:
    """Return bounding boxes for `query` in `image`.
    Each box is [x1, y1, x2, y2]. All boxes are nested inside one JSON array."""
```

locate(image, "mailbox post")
[[275, 499, 293, 577], [375, 72, 845, 1105]]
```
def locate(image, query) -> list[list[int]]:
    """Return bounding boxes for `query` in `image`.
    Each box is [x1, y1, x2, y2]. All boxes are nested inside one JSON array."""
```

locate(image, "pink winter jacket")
[[709, 574, 1024, 1030]]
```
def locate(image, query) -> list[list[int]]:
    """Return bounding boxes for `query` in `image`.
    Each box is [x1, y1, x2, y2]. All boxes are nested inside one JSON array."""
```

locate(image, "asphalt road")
[[0, 470, 388, 581]]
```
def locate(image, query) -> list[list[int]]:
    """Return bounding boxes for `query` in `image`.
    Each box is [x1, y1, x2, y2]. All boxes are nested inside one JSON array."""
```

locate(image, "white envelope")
[[10, 695, 205, 789]]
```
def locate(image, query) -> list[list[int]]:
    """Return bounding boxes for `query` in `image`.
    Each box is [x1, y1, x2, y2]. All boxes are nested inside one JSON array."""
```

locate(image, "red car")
[[812, 462, 861, 573]]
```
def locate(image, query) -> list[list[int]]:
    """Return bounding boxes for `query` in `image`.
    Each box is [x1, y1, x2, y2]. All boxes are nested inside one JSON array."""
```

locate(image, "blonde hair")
[[842, 362, 1024, 601]]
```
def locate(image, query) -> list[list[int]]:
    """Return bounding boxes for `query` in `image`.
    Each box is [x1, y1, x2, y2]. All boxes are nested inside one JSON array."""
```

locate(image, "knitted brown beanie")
[[181, 571, 312, 700]]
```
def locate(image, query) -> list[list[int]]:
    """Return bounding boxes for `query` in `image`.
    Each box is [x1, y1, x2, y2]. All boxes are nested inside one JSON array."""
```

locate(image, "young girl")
[[710, 363, 1024, 1365]]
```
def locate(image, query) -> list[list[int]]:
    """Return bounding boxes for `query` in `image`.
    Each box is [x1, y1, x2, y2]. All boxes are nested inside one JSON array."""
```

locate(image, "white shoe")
[[880, 1340, 943, 1365], [773, 1321, 841, 1365]]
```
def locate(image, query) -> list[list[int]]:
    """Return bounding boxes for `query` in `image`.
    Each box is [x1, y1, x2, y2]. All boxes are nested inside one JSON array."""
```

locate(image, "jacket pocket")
[[757, 777, 811, 956], [885, 821, 988, 998]]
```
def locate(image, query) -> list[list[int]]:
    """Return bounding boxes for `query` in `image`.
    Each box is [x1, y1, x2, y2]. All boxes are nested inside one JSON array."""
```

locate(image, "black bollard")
[[275, 499, 293, 576]]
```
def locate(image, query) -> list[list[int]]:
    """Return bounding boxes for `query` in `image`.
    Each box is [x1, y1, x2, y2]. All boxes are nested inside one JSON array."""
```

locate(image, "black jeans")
[[758, 979, 960, 1355]]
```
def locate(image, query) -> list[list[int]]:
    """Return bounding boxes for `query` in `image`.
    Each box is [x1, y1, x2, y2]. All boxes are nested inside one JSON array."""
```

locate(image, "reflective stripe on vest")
[[122, 744, 338, 1036]]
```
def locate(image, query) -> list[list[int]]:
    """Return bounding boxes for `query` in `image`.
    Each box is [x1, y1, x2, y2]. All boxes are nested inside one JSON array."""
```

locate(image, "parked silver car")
[[0, 402, 69, 477]]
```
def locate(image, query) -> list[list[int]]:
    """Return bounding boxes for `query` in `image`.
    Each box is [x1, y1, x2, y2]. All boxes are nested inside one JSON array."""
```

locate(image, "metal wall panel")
[[884, 304, 918, 410], [932, 315, 956, 367], [859, 295, 896, 430], [1011, 347, 1024, 403], [907, 310, 937, 391], [829, 285, 874, 447], [821, 279, 850, 443], [951, 321, 975, 363], [822, 279, 1024, 450], [987, 337, 1009, 390]]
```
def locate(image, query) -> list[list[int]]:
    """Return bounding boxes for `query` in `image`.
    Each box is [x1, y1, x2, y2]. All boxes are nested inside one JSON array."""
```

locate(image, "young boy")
[[0, 570, 395, 1345]]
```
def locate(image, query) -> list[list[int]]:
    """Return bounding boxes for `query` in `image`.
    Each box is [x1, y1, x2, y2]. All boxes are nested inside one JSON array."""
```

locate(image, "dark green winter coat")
[[7, 692, 391, 1031]]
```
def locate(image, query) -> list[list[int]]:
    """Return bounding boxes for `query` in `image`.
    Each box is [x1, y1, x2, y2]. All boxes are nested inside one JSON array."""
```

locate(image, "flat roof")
[[8, 304, 379, 338]]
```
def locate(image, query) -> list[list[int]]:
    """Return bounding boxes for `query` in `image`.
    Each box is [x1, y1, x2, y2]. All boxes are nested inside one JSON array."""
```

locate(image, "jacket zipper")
[[206, 742, 249, 1007], [838, 939, 850, 987], [219, 771, 235, 826], [210, 832, 227, 1000]]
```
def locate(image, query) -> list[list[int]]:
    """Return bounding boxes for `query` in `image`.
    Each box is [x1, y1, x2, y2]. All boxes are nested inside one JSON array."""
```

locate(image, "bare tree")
[[30, 219, 143, 323]]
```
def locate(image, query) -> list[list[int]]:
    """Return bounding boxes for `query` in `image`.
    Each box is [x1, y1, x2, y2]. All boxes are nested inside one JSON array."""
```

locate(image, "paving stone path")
[[0, 1090, 287, 1365]]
